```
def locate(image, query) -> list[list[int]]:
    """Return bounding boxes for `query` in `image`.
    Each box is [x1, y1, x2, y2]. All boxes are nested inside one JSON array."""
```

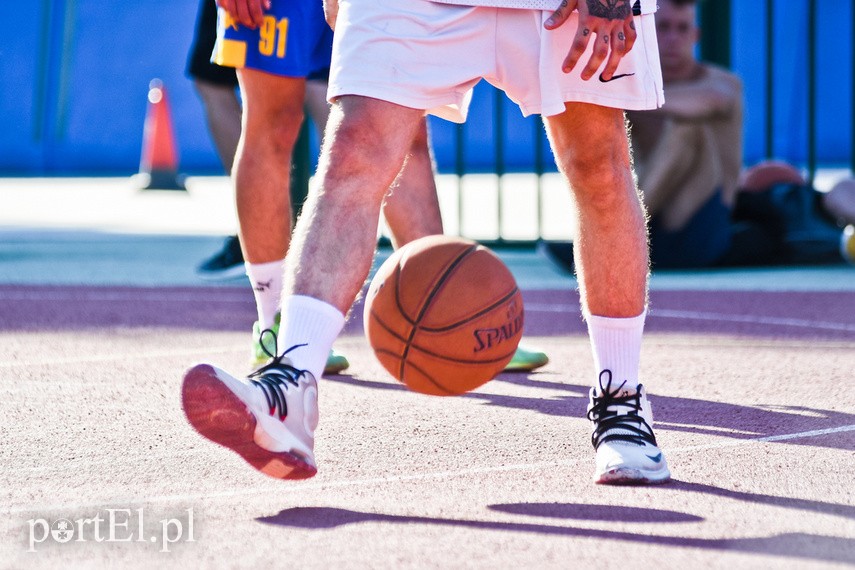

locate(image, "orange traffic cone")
[[136, 79, 185, 190]]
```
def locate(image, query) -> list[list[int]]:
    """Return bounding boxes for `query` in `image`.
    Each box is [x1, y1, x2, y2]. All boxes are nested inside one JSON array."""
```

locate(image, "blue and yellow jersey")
[[213, 0, 333, 79]]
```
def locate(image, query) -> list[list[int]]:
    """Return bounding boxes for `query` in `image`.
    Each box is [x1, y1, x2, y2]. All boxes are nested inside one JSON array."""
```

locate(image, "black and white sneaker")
[[182, 336, 318, 480], [196, 235, 246, 280], [586, 370, 671, 485]]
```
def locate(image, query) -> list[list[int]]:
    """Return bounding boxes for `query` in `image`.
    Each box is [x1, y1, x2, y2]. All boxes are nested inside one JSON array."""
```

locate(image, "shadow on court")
[[661, 480, 855, 521], [256, 506, 855, 565], [323, 374, 855, 452]]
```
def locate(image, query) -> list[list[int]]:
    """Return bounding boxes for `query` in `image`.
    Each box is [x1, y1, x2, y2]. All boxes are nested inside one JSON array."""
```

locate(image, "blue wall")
[[2, 0, 216, 175], [732, 0, 854, 166], [1, 0, 853, 175]]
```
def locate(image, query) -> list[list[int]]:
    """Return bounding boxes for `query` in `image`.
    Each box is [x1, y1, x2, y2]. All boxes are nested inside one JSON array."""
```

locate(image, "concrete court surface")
[[0, 177, 854, 569]]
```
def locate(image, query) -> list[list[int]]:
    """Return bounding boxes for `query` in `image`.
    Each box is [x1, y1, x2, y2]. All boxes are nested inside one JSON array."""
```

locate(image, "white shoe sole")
[[595, 464, 671, 485]]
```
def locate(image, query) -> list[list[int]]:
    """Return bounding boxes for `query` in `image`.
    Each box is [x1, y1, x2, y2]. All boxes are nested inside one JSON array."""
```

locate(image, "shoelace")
[[248, 329, 313, 421], [586, 369, 657, 449]]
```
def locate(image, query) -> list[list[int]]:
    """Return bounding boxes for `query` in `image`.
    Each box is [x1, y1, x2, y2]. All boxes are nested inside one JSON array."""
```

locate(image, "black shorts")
[[186, 0, 238, 87]]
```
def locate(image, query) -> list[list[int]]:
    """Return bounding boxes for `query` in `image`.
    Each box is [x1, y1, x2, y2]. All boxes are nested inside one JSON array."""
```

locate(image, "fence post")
[[807, 0, 817, 185], [765, 0, 775, 159], [699, 0, 731, 67]]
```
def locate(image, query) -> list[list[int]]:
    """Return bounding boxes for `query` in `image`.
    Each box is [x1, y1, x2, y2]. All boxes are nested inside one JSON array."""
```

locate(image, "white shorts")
[[328, 0, 663, 122]]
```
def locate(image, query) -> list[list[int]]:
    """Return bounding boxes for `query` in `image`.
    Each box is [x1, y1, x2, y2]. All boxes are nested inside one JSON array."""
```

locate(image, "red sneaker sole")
[[181, 364, 317, 480]]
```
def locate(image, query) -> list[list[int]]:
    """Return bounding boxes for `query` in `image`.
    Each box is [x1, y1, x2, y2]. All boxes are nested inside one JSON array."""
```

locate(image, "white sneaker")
[[181, 345, 319, 480], [586, 370, 671, 485]]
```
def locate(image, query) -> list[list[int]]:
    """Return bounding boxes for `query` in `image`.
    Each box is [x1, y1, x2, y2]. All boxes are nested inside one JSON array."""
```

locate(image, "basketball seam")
[[391, 264, 417, 327], [369, 310, 409, 344], [405, 360, 457, 396], [397, 244, 478, 381], [418, 287, 521, 333]]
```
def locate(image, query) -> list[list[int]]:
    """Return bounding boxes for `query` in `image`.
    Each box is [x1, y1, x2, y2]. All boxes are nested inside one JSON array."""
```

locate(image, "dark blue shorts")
[[649, 189, 732, 269], [213, 0, 333, 80]]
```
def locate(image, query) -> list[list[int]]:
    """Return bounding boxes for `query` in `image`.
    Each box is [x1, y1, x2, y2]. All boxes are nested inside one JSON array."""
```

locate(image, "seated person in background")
[[629, 0, 854, 267], [543, 0, 853, 270], [735, 160, 855, 264], [627, 0, 743, 268]]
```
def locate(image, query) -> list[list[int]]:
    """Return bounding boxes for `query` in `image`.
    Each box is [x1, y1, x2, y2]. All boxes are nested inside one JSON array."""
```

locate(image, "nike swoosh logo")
[[646, 453, 663, 462], [599, 72, 636, 83]]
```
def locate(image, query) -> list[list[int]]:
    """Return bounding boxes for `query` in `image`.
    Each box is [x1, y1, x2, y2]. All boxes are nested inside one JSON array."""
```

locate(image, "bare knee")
[[548, 109, 635, 210], [322, 112, 413, 197], [561, 148, 636, 215], [242, 103, 304, 158], [739, 160, 806, 191]]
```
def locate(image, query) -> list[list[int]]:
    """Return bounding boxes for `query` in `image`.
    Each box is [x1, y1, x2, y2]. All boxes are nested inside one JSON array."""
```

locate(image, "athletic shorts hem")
[[328, 81, 470, 122], [533, 90, 664, 117]]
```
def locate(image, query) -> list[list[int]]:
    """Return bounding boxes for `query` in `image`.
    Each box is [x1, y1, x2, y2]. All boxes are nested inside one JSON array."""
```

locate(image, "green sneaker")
[[252, 312, 350, 375], [503, 343, 549, 372], [323, 350, 350, 375]]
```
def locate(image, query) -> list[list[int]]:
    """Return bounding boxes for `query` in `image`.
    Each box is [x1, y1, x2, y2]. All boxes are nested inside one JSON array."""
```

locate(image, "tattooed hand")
[[545, 0, 637, 81]]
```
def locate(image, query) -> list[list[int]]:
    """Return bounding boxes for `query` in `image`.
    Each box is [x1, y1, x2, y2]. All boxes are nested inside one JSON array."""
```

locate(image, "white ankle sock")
[[278, 295, 345, 379], [585, 310, 646, 393], [245, 260, 284, 330]]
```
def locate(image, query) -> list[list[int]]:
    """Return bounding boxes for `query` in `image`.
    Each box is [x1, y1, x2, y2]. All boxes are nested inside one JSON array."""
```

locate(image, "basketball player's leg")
[[545, 103, 669, 484], [182, 70, 322, 481], [193, 80, 242, 174], [305, 78, 332, 134], [284, 96, 425, 317], [545, 103, 647, 319], [232, 68, 310, 365], [382, 120, 444, 249], [234, 69, 305, 265], [182, 1, 353, 481]]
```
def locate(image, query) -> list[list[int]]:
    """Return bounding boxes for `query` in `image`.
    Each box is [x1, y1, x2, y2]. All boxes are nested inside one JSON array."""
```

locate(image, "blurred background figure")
[[734, 160, 855, 265], [543, 0, 854, 270], [186, 0, 246, 280]]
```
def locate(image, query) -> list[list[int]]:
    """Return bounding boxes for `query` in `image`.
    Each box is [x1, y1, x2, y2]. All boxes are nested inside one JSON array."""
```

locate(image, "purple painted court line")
[[2, 284, 853, 342], [519, 289, 855, 340]]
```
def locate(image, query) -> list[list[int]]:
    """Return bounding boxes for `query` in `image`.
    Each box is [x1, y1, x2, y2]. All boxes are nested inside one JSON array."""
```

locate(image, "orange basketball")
[[364, 235, 524, 396]]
